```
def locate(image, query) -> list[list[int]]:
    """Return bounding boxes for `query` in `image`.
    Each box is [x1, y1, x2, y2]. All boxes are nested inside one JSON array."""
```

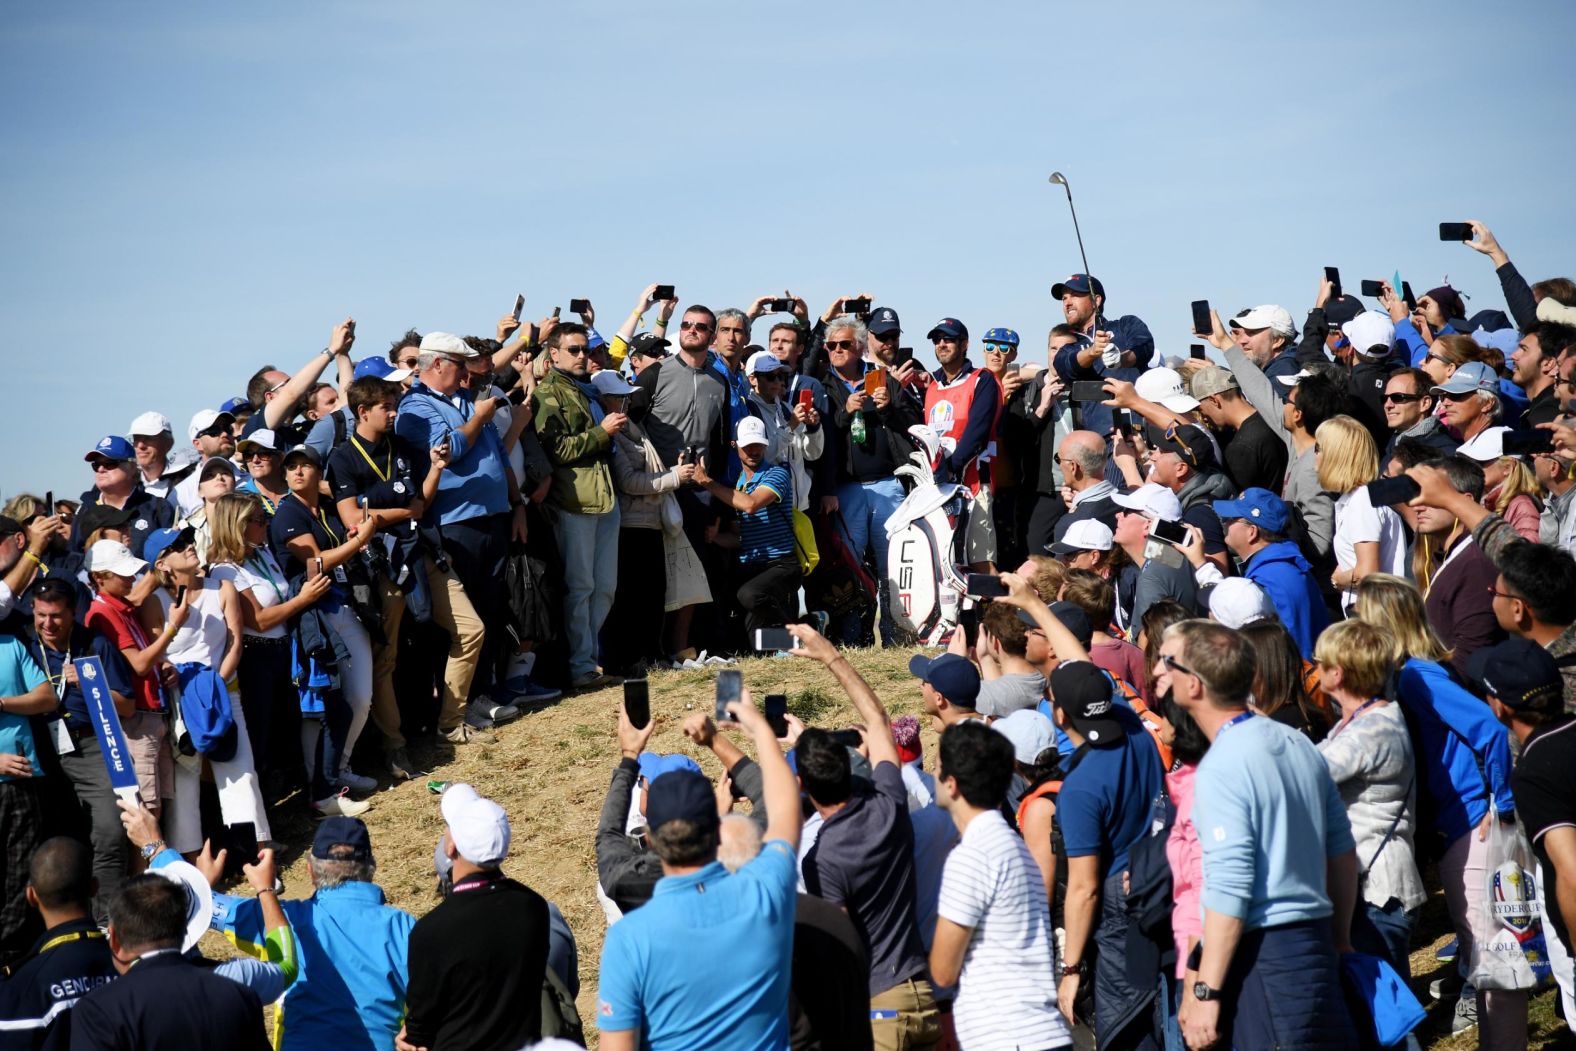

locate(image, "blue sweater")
[[394, 382, 510, 525], [1393, 658, 1515, 843], [1241, 541, 1328, 659], [1193, 714, 1355, 930]]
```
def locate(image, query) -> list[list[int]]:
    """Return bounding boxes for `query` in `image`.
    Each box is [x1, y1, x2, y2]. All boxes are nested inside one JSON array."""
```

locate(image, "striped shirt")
[[937, 810, 1070, 1051], [738, 464, 794, 563]]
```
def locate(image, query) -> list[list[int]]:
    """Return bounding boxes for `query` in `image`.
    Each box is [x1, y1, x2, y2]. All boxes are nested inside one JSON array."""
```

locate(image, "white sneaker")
[[313, 790, 371, 818], [336, 770, 379, 795]]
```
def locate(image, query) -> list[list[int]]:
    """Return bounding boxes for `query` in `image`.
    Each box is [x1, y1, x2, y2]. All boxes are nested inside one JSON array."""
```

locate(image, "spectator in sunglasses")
[[72, 435, 176, 556], [1380, 368, 1454, 464]]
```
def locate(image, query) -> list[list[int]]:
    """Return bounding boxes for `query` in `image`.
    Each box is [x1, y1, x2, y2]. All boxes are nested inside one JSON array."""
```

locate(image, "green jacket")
[[531, 368, 615, 515]]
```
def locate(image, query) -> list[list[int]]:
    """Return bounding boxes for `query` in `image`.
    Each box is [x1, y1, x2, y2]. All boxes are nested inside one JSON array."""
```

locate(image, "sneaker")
[[572, 672, 623, 691], [442, 723, 493, 745], [1435, 936, 1458, 963], [1451, 988, 1478, 1033], [1429, 971, 1466, 1001], [336, 769, 379, 795], [313, 789, 371, 818], [518, 678, 562, 704], [464, 706, 497, 731], [472, 699, 521, 724], [385, 748, 420, 781]]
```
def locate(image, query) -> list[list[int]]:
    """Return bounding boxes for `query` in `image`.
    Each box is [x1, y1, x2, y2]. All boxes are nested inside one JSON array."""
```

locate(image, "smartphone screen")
[[1401, 282, 1418, 312], [770, 298, 794, 313], [829, 728, 863, 748], [1439, 222, 1474, 242], [1149, 518, 1188, 545], [1189, 344, 1206, 360], [623, 680, 650, 730], [715, 670, 743, 722], [551, 306, 561, 319], [764, 694, 789, 738], [1360, 279, 1385, 297], [845, 297, 871, 316], [653, 285, 674, 301], [797, 389, 813, 411], [965, 573, 1008, 598], [1366, 476, 1422, 506], [1324, 267, 1342, 299], [1190, 300, 1212, 337], [570, 298, 590, 314], [894, 346, 915, 367], [753, 627, 797, 651], [511, 293, 524, 322], [43, 491, 54, 517], [173, 584, 188, 606], [1503, 429, 1555, 456], [864, 369, 886, 396], [1070, 380, 1108, 402], [958, 606, 979, 649]]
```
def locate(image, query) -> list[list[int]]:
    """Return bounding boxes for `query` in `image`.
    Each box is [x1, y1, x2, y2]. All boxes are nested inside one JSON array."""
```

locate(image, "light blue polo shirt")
[[597, 840, 797, 1050], [0, 636, 47, 780], [394, 381, 510, 526]]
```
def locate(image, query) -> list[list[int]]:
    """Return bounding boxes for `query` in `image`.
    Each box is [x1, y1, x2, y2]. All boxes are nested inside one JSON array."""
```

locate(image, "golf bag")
[[885, 425, 971, 645]]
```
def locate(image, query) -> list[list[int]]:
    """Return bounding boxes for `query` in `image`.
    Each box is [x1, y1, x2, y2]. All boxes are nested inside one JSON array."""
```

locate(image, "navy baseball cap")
[[85, 436, 135, 463], [313, 816, 372, 861], [1323, 294, 1365, 330], [218, 396, 252, 417], [1478, 638, 1563, 715], [926, 318, 968, 341], [908, 653, 981, 708], [645, 768, 721, 836], [868, 307, 901, 337], [1051, 274, 1106, 300], [982, 327, 1020, 348], [1213, 487, 1290, 534]]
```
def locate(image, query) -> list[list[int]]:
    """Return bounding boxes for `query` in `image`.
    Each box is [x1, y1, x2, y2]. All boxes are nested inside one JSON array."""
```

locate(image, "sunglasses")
[[679, 321, 712, 332], [1440, 390, 1478, 402], [1382, 392, 1423, 404], [90, 459, 125, 472], [558, 345, 589, 357], [825, 340, 858, 351], [982, 344, 1013, 355], [1161, 654, 1198, 678], [199, 423, 230, 437], [873, 331, 899, 343], [244, 450, 278, 460]]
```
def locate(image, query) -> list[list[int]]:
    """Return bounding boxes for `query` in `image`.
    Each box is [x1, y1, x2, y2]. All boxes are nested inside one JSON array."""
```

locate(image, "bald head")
[[1059, 430, 1108, 488], [29, 837, 94, 912]]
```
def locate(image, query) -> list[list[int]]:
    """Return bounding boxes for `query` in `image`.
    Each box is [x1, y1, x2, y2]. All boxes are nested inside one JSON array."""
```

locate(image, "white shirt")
[[937, 809, 1070, 1051], [1333, 487, 1407, 610], [208, 550, 290, 640], [157, 578, 229, 668]]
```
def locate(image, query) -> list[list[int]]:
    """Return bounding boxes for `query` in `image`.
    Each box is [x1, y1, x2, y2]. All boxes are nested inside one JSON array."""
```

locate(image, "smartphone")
[[958, 606, 980, 649], [173, 584, 188, 606], [715, 670, 743, 722], [1070, 380, 1108, 403], [310, 556, 325, 580], [1324, 267, 1342, 300], [1112, 409, 1132, 437], [864, 368, 886, 396], [1439, 222, 1474, 242], [1503, 429, 1556, 456], [752, 627, 799, 652], [797, 388, 813, 411], [507, 387, 529, 406], [1401, 282, 1418, 312], [511, 293, 524, 322], [1360, 279, 1385, 297], [570, 298, 590, 315], [551, 306, 561, 319], [1190, 300, 1212, 336], [653, 284, 675, 301], [1189, 344, 1206, 360], [769, 298, 795, 313], [764, 694, 789, 738], [1148, 518, 1188, 546], [1366, 475, 1421, 506], [894, 346, 915, 368], [828, 728, 864, 748], [43, 491, 54, 517], [681, 444, 705, 466], [1005, 362, 1021, 375], [623, 679, 650, 730], [844, 297, 872, 316], [965, 573, 1008, 598]]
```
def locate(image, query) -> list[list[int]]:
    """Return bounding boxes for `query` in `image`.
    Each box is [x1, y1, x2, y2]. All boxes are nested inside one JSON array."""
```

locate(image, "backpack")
[[538, 964, 586, 1046], [505, 547, 558, 648], [1123, 787, 1177, 943], [807, 512, 877, 619]]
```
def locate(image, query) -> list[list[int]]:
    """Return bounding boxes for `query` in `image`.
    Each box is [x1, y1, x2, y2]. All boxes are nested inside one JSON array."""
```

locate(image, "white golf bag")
[[885, 425, 970, 645]]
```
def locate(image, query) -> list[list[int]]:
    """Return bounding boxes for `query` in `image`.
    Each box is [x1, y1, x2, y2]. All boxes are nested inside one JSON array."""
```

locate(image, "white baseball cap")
[[747, 350, 787, 376], [736, 415, 770, 448], [1457, 425, 1510, 463], [1111, 482, 1184, 522], [1208, 577, 1276, 629], [1341, 311, 1397, 358], [1050, 518, 1115, 556], [236, 428, 281, 456], [85, 539, 147, 577], [439, 783, 511, 866], [127, 412, 172, 438], [1230, 305, 1297, 340], [1134, 367, 1199, 414], [187, 408, 235, 441], [590, 371, 638, 397], [418, 332, 477, 359]]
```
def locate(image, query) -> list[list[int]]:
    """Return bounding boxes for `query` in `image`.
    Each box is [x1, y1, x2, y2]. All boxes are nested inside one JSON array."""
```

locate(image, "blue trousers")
[[834, 476, 906, 645]]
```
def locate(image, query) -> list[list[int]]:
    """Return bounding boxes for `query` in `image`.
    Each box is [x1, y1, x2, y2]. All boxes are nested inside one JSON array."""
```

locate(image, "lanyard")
[[1217, 710, 1256, 736], [1327, 698, 1383, 740], [349, 435, 391, 483], [291, 493, 341, 546], [246, 552, 288, 597], [451, 872, 505, 895], [39, 929, 104, 954]]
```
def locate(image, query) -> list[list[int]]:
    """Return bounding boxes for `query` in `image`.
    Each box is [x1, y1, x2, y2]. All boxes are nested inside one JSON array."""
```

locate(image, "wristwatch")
[[1192, 981, 1223, 1002], [1061, 959, 1087, 978], [140, 840, 166, 861]]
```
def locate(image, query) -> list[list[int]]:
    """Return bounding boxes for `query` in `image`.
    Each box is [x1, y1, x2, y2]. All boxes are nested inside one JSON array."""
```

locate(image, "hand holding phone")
[[1148, 518, 1188, 546], [1324, 267, 1342, 300], [1360, 279, 1385, 297], [511, 294, 525, 322], [752, 627, 800, 652], [769, 298, 795, 313], [1366, 475, 1422, 507], [42, 491, 54, 517], [1439, 222, 1474, 242], [965, 573, 1008, 599], [864, 369, 886, 396], [1190, 300, 1213, 338], [844, 297, 872, 317], [763, 694, 789, 738], [1070, 380, 1108, 403], [653, 285, 675, 302], [1503, 429, 1556, 456], [1189, 344, 1206, 360], [570, 298, 591, 315], [714, 670, 743, 722]]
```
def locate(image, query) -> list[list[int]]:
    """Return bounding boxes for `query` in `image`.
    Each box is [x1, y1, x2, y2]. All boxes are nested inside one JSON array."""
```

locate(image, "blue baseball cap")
[[1051, 273, 1106, 300], [1431, 360, 1499, 397], [926, 318, 969, 341], [868, 307, 901, 337], [352, 355, 412, 382], [637, 752, 702, 783], [908, 653, 981, 708], [218, 396, 251, 417], [1213, 487, 1290, 534], [85, 435, 135, 463], [587, 326, 608, 351], [982, 327, 1020, 348], [142, 525, 196, 565], [644, 768, 720, 835]]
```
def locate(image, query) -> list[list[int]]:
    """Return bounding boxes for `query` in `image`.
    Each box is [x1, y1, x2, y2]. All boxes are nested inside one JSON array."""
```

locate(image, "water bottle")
[[851, 410, 867, 445]]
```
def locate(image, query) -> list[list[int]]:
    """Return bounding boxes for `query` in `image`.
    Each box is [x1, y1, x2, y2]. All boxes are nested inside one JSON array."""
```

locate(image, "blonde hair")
[[207, 492, 264, 568], [1315, 416, 1380, 494], [2, 494, 43, 521], [1353, 573, 1451, 664], [1024, 555, 1067, 603], [1490, 458, 1542, 516], [1314, 620, 1394, 698]]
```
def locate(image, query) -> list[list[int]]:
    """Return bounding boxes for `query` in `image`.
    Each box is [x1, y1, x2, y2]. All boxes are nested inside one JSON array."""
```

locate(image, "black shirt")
[[240, 410, 305, 451], [267, 493, 346, 579], [1221, 411, 1289, 494], [790, 893, 874, 1051], [1525, 385, 1562, 430], [0, 918, 115, 1050], [1512, 716, 1576, 952], [325, 432, 420, 511], [403, 873, 549, 1051]]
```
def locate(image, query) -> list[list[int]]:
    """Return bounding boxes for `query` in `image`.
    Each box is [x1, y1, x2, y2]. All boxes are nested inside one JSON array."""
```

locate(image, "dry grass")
[[212, 644, 1574, 1050]]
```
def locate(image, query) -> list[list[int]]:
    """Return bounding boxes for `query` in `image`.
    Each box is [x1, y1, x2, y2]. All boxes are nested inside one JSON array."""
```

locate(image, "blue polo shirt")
[[738, 465, 794, 564], [0, 636, 47, 780], [394, 381, 510, 526], [598, 840, 797, 1050], [1056, 703, 1164, 873]]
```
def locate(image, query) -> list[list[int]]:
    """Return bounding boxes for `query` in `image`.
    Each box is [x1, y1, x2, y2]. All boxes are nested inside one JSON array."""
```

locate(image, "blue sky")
[[4, 0, 1574, 497]]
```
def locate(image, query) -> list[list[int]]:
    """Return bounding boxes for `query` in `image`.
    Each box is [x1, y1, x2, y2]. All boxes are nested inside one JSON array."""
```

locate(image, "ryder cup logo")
[[1490, 862, 1537, 933], [928, 402, 955, 433]]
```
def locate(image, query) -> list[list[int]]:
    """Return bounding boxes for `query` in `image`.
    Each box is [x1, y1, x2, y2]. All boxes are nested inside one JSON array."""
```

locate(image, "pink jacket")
[[1165, 763, 1202, 978]]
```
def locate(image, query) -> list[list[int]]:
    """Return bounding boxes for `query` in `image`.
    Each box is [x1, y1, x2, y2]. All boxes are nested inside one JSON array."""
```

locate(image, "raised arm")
[[726, 692, 800, 850], [264, 319, 355, 429], [787, 624, 899, 768]]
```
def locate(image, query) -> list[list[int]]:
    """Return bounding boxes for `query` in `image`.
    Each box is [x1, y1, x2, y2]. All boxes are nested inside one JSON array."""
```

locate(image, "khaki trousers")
[[870, 976, 940, 1051], [424, 556, 485, 731]]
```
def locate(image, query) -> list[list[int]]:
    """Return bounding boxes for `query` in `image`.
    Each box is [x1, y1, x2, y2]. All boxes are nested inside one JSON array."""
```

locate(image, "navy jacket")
[[68, 951, 268, 1051], [1052, 314, 1154, 436]]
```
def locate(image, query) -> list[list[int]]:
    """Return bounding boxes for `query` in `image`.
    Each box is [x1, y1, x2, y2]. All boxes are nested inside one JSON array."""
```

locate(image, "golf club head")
[[1048, 171, 1068, 187]]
